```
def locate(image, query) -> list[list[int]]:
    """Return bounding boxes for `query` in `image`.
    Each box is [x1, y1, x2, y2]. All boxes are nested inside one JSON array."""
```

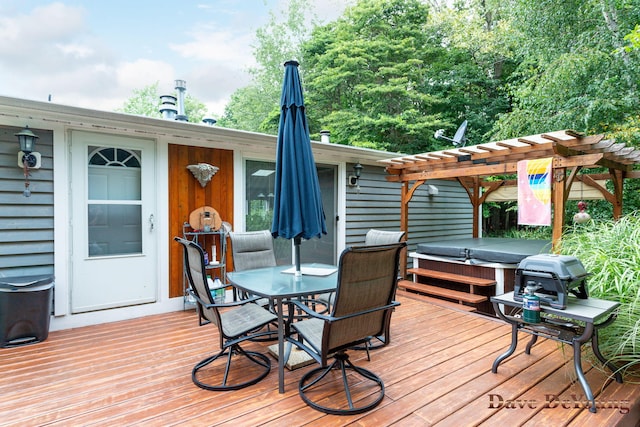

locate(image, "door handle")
[[149, 214, 155, 231]]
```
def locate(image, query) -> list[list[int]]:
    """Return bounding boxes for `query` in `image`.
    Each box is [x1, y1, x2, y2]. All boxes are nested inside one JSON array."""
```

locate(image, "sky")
[[0, 0, 349, 117]]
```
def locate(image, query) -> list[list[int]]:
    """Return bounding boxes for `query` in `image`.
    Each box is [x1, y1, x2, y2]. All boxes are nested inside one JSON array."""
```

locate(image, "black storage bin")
[[0, 274, 54, 347]]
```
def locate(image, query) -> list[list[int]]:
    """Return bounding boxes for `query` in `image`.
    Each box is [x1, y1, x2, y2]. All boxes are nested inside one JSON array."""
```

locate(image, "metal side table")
[[491, 291, 623, 413]]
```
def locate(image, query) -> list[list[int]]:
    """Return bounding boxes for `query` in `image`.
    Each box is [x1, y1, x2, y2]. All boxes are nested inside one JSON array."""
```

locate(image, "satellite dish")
[[452, 120, 467, 146], [433, 120, 468, 147]]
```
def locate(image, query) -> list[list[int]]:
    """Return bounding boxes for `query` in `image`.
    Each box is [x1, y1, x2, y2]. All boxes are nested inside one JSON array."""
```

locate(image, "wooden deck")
[[1, 295, 638, 426]]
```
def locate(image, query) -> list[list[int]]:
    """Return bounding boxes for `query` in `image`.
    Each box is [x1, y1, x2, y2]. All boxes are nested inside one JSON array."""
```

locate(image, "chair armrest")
[[290, 299, 400, 323]]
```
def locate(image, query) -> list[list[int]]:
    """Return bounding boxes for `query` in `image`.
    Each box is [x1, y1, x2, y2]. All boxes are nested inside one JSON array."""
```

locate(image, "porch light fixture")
[[15, 126, 40, 197], [348, 162, 363, 187], [15, 126, 40, 168]]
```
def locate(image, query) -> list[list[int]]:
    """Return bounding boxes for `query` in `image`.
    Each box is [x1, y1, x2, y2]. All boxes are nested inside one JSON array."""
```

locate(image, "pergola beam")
[[381, 130, 640, 276]]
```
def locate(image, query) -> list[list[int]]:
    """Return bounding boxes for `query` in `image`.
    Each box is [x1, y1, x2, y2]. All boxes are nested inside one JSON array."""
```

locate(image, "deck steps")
[[400, 268, 497, 312], [406, 268, 497, 288], [395, 289, 477, 312], [398, 280, 487, 304]]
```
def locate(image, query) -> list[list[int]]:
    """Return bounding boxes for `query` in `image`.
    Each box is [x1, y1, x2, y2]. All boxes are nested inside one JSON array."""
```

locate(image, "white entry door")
[[71, 131, 157, 313]]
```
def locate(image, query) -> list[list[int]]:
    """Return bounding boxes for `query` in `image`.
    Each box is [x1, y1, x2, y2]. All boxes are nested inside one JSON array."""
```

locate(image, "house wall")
[[406, 179, 475, 243], [346, 164, 403, 244], [0, 96, 473, 331], [345, 163, 473, 254], [0, 125, 54, 278]]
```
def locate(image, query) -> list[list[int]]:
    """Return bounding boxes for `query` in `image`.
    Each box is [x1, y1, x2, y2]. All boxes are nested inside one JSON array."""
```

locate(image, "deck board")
[[0, 295, 637, 426]]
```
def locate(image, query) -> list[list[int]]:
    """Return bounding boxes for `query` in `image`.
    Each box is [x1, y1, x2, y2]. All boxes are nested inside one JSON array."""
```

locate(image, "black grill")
[[513, 254, 589, 309]]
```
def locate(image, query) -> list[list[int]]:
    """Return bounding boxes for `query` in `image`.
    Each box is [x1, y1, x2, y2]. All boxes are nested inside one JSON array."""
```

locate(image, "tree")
[[301, 0, 512, 153], [218, 0, 318, 133], [118, 82, 163, 118], [118, 82, 208, 124], [489, 0, 640, 141], [422, 0, 515, 146], [302, 0, 443, 153]]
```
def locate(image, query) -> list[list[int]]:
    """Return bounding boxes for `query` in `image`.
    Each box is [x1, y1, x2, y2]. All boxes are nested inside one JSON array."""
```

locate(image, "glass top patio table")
[[227, 263, 337, 298], [227, 263, 338, 393]]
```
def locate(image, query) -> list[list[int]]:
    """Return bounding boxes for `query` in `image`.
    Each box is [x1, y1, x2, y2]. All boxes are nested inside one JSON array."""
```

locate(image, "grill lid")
[[516, 254, 588, 281]]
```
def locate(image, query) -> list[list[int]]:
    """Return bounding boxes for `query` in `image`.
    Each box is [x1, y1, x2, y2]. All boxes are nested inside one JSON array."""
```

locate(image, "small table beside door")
[[227, 263, 338, 393]]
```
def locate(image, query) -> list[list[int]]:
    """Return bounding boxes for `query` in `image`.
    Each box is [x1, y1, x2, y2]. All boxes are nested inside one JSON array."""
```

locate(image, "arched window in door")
[[87, 146, 142, 257]]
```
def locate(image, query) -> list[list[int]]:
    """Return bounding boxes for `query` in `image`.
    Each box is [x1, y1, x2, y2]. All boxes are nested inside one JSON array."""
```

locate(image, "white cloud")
[[55, 43, 95, 59], [169, 26, 256, 65], [0, 1, 351, 116], [117, 59, 175, 93]]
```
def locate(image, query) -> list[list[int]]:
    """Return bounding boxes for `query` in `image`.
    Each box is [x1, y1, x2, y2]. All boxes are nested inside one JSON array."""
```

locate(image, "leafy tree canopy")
[[490, 0, 640, 144], [302, 0, 512, 153]]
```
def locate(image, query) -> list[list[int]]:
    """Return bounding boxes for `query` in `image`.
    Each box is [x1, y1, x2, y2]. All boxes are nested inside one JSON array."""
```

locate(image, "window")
[[87, 147, 142, 256]]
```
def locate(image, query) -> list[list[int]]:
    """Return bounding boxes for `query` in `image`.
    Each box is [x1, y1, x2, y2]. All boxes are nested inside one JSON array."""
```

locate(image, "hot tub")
[[410, 238, 552, 309], [416, 238, 552, 265]]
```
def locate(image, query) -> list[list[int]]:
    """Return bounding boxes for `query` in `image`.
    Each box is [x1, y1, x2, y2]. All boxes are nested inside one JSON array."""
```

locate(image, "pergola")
[[380, 130, 640, 273]]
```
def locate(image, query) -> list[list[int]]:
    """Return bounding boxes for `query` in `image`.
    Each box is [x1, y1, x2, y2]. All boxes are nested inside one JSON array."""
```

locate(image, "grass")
[[560, 212, 640, 377]]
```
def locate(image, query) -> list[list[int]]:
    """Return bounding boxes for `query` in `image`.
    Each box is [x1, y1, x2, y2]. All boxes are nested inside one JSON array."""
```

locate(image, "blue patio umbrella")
[[271, 60, 327, 275]]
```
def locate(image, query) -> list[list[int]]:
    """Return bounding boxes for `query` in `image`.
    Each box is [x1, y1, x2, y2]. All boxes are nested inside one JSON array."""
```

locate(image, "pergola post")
[[552, 166, 566, 252], [400, 181, 409, 277], [472, 176, 481, 238], [610, 169, 624, 219]]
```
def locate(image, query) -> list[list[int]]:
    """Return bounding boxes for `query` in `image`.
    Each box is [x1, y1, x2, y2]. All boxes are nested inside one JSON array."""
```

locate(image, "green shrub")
[[560, 212, 640, 377]]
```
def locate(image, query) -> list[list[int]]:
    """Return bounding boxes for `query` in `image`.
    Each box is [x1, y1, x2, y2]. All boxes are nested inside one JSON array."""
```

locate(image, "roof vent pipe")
[[174, 79, 188, 122], [202, 117, 217, 126], [159, 95, 178, 120], [320, 130, 330, 143]]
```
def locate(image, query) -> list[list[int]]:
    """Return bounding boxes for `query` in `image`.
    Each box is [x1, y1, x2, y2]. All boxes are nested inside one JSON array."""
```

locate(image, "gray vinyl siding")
[[0, 126, 54, 278], [345, 163, 473, 255]]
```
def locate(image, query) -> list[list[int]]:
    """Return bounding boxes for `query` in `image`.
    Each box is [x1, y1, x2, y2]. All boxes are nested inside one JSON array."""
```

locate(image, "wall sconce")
[[16, 126, 40, 197], [15, 126, 41, 169], [348, 162, 363, 187]]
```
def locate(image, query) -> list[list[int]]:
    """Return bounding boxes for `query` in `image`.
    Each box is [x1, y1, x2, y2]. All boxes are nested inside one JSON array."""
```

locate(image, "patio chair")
[[318, 228, 405, 309], [229, 229, 279, 303], [228, 230, 280, 338], [364, 229, 405, 246], [361, 229, 405, 349], [287, 242, 406, 415], [229, 230, 277, 272], [174, 237, 277, 391], [230, 230, 328, 320]]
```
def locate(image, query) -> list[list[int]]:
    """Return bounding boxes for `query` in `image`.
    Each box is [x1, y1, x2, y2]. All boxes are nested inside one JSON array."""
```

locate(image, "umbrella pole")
[[294, 236, 302, 277]]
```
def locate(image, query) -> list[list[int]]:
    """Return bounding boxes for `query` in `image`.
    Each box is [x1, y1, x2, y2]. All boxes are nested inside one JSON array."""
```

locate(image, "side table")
[[491, 291, 623, 413]]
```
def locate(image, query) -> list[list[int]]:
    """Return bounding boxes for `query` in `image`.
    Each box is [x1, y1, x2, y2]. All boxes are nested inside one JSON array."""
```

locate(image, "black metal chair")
[[175, 236, 277, 391], [287, 242, 406, 415]]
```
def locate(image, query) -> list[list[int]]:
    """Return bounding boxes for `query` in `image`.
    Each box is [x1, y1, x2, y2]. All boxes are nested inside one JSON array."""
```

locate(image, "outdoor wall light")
[[348, 162, 363, 187], [16, 126, 40, 169], [15, 126, 40, 197]]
